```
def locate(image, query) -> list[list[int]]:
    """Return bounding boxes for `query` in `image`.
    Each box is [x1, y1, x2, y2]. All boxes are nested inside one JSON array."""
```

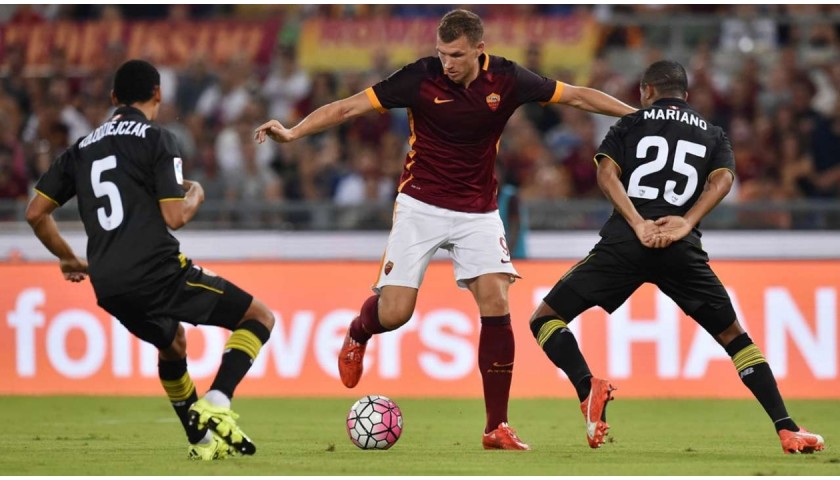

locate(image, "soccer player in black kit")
[[529, 60, 825, 454], [25, 60, 275, 461]]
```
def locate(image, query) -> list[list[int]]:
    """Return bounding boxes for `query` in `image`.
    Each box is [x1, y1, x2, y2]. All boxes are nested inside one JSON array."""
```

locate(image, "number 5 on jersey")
[[91, 155, 124, 231]]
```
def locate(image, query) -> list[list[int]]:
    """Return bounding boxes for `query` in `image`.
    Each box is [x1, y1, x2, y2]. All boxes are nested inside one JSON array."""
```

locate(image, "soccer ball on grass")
[[346, 394, 403, 450]]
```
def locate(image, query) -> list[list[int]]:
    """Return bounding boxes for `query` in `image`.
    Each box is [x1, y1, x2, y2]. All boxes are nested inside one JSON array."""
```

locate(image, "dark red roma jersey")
[[366, 53, 562, 213]]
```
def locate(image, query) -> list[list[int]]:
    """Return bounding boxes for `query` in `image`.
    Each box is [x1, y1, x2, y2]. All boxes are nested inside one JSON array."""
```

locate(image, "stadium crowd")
[[1, 4, 840, 229]]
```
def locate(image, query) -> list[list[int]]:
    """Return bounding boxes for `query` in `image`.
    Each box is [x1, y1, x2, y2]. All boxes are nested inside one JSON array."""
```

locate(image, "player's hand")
[[184, 179, 205, 203], [653, 216, 692, 247], [60, 257, 88, 283], [254, 120, 294, 144], [632, 219, 660, 248]]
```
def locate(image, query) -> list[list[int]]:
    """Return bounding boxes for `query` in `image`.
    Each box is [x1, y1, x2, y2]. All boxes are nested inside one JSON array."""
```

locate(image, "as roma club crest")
[[486, 93, 501, 112], [384, 261, 394, 275]]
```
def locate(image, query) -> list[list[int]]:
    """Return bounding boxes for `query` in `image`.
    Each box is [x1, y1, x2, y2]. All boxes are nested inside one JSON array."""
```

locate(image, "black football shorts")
[[98, 264, 253, 349], [543, 239, 733, 334]]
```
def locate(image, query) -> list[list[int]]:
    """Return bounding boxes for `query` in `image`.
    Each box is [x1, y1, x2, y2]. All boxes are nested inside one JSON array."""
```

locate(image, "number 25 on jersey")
[[627, 135, 706, 207]]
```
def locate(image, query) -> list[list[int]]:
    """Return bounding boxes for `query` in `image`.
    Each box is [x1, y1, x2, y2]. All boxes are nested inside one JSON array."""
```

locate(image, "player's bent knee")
[[377, 293, 415, 329], [715, 319, 746, 347], [529, 302, 558, 324], [378, 307, 412, 330], [242, 299, 275, 331], [160, 324, 187, 360], [693, 303, 739, 338], [478, 295, 509, 317]]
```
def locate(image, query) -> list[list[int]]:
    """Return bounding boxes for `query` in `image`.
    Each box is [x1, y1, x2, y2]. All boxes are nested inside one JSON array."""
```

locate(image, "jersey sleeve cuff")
[[34, 188, 61, 206], [540, 81, 565, 106], [158, 197, 185, 202], [365, 87, 387, 114], [594, 153, 622, 176], [709, 167, 735, 181]]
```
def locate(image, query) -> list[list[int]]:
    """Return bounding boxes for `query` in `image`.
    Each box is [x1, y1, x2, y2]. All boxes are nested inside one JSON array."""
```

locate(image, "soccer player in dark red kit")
[[255, 9, 635, 450]]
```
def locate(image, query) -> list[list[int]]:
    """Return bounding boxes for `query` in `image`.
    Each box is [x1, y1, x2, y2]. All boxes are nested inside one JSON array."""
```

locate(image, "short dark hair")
[[641, 60, 688, 97], [113, 59, 160, 105], [438, 9, 483, 45]]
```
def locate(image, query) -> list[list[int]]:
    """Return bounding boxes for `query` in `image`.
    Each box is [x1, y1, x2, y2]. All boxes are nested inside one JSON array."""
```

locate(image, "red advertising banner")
[[1, 19, 280, 70], [1, 260, 837, 398]]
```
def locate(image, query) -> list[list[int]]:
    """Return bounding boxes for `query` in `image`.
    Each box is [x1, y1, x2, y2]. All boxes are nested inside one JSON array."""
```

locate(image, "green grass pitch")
[[1, 396, 836, 475]]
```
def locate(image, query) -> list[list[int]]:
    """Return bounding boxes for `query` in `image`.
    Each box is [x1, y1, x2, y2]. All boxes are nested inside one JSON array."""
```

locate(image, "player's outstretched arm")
[[655, 168, 734, 245], [558, 84, 636, 118], [25, 193, 88, 282], [255, 91, 376, 145], [596, 156, 659, 247], [160, 179, 204, 230]]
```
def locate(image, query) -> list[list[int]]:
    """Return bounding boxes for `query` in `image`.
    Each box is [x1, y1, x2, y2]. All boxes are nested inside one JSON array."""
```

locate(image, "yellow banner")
[[298, 16, 601, 83]]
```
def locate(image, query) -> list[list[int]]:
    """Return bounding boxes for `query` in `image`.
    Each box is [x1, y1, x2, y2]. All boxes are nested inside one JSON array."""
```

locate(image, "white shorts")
[[373, 193, 519, 292]]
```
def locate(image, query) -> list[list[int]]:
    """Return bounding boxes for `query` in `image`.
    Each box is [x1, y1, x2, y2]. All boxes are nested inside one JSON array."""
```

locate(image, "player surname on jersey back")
[[79, 120, 151, 148], [643, 107, 707, 130]]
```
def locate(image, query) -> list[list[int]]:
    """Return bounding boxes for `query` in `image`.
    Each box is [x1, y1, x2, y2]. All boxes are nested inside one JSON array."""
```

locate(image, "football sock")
[[349, 295, 389, 344], [530, 316, 593, 402], [197, 430, 213, 445], [725, 333, 798, 432], [204, 389, 231, 409], [158, 357, 204, 443], [479, 314, 514, 434], [209, 319, 271, 399]]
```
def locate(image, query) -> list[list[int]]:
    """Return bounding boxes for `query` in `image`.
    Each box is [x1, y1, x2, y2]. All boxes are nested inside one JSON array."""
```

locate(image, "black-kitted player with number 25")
[[528, 60, 824, 454]]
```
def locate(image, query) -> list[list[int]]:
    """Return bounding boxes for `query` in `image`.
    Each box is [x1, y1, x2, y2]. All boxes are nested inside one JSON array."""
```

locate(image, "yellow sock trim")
[[733, 344, 767, 372], [161, 373, 196, 402], [537, 319, 568, 349], [225, 329, 263, 360]]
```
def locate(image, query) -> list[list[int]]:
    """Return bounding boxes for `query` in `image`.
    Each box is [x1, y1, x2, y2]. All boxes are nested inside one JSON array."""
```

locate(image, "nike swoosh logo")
[[501, 259, 511, 264], [434, 97, 454, 104], [585, 395, 596, 438], [492, 361, 514, 368]]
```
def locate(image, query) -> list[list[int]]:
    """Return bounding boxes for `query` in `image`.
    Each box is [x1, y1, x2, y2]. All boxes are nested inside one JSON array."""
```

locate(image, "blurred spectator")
[[757, 65, 793, 116], [0, 145, 28, 202], [158, 102, 197, 162], [176, 56, 217, 116], [803, 103, 840, 198], [495, 160, 528, 259], [1, 44, 32, 118], [334, 146, 394, 206], [294, 71, 338, 119], [215, 99, 275, 176], [224, 131, 283, 227], [520, 43, 563, 134], [554, 110, 600, 198], [196, 57, 252, 127], [719, 5, 778, 55], [261, 46, 311, 125], [8, 4, 45, 24]]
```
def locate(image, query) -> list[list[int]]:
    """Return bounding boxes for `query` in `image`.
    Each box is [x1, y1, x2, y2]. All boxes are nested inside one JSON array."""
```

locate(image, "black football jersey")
[[594, 98, 735, 246], [34, 106, 186, 298]]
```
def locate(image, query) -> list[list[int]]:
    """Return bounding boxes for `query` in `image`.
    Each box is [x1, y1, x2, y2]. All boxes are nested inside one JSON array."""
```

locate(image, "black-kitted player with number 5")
[[25, 60, 275, 461], [529, 60, 824, 454]]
